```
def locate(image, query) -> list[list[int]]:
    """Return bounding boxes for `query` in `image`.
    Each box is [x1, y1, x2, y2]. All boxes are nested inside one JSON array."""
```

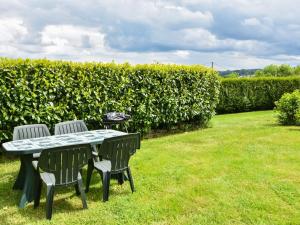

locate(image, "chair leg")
[[117, 173, 124, 185], [85, 160, 94, 193], [77, 178, 88, 209], [126, 167, 135, 193], [102, 171, 110, 202], [123, 172, 129, 181], [46, 185, 55, 220], [34, 178, 42, 208], [75, 183, 80, 196]]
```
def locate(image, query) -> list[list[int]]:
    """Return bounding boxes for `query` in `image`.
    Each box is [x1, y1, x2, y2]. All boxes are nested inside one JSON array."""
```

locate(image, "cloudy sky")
[[0, 0, 299, 70]]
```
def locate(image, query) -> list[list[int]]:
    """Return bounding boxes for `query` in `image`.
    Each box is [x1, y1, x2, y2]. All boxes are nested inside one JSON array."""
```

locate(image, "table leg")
[[18, 154, 38, 208], [13, 157, 26, 190]]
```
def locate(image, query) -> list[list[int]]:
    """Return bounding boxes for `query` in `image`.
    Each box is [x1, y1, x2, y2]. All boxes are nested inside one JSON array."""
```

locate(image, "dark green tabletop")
[[2, 129, 126, 154]]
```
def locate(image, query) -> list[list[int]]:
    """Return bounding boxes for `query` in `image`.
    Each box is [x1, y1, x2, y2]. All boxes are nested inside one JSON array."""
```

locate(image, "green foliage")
[[255, 64, 298, 77], [295, 66, 300, 75], [275, 90, 300, 125], [223, 72, 239, 78], [217, 77, 300, 113], [0, 58, 220, 141]]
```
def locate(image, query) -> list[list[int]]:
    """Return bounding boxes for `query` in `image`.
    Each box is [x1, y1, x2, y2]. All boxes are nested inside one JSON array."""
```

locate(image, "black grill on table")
[[103, 112, 131, 132]]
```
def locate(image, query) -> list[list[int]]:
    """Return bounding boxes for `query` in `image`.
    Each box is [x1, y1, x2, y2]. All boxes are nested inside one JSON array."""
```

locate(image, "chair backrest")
[[99, 133, 140, 173], [55, 120, 88, 135], [38, 144, 92, 186], [13, 124, 51, 141], [132, 133, 141, 155], [54, 120, 97, 152]]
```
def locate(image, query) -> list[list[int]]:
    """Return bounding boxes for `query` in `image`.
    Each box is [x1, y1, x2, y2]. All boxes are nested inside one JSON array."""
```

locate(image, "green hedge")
[[0, 58, 220, 142], [217, 77, 300, 114]]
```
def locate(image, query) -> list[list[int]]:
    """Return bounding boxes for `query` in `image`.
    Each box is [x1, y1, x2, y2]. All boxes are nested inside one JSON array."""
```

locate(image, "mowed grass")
[[1, 111, 300, 225]]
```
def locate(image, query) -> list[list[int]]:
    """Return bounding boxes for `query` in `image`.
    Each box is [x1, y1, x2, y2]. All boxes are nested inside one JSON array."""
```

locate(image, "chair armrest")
[[32, 160, 39, 170], [33, 152, 41, 158]]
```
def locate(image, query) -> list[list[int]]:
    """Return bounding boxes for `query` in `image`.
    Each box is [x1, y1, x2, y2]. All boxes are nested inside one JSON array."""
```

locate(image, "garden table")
[[2, 129, 126, 208]]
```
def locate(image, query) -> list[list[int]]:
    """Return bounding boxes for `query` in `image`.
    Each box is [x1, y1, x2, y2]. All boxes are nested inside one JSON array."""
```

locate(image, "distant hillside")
[[219, 69, 260, 77]]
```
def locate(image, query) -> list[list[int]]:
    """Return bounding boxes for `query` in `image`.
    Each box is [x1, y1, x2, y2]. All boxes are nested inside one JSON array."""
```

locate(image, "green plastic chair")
[[54, 120, 88, 135], [13, 124, 51, 158], [54, 120, 100, 181], [33, 144, 92, 220], [12, 124, 51, 190], [55, 120, 98, 155], [13, 124, 51, 140], [85, 133, 140, 201]]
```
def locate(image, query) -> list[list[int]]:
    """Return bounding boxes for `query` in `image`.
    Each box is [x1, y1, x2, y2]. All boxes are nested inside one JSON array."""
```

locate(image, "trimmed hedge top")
[[0, 58, 220, 141]]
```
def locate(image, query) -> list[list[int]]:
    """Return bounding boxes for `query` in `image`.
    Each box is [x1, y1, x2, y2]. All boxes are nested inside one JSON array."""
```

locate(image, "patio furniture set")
[[2, 120, 141, 220]]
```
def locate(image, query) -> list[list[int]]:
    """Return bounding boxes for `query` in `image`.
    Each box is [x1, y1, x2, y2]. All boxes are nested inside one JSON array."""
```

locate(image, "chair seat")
[[93, 160, 111, 173], [32, 161, 56, 185]]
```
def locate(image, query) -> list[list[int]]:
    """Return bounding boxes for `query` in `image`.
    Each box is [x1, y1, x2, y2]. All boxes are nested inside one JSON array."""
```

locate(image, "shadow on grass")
[[265, 123, 300, 131], [0, 176, 98, 222], [0, 154, 19, 163], [262, 123, 281, 127], [86, 184, 133, 202], [288, 127, 300, 131], [260, 121, 300, 132], [0, 165, 133, 222], [143, 122, 207, 139], [18, 196, 87, 221]]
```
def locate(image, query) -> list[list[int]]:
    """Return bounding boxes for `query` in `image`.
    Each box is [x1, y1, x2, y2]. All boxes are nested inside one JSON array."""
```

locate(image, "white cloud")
[[174, 50, 190, 58], [0, 17, 29, 57], [164, 28, 273, 56], [97, 0, 213, 28], [0, 17, 28, 43], [242, 18, 261, 26], [181, 28, 218, 48], [0, 0, 299, 69], [40, 25, 105, 55]]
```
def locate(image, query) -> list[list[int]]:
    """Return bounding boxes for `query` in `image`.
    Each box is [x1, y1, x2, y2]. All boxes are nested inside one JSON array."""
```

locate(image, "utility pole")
[[211, 61, 214, 70]]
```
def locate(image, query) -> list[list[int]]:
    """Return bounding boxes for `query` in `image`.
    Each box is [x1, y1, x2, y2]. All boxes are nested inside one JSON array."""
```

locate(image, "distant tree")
[[278, 64, 294, 76], [294, 66, 300, 75], [223, 72, 239, 78], [219, 69, 258, 77], [255, 64, 278, 77], [255, 64, 298, 77], [254, 70, 265, 77]]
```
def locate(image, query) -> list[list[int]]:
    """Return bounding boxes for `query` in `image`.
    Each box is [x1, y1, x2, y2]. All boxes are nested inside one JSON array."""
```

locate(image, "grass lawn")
[[1, 110, 300, 225]]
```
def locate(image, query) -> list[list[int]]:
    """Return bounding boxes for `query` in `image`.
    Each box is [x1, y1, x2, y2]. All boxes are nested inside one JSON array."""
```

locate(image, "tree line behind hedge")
[[220, 64, 300, 78], [0, 58, 220, 142], [217, 77, 300, 114], [254, 64, 300, 77]]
